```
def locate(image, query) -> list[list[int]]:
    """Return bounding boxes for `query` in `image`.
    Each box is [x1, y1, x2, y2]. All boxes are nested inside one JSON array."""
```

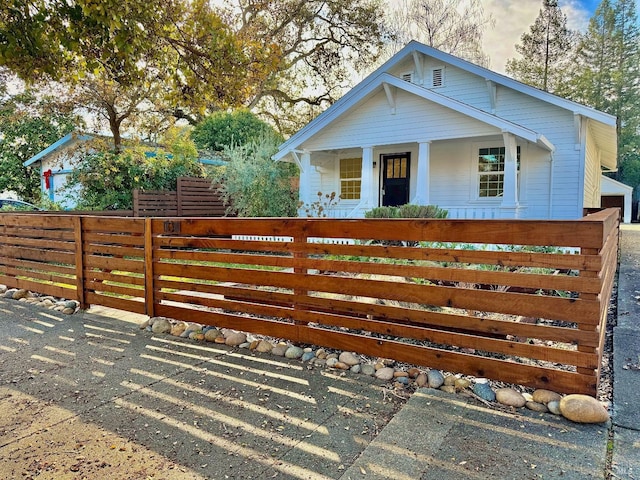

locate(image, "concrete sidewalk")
[[610, 224, 640, 479], [2, 226, 640, 479]]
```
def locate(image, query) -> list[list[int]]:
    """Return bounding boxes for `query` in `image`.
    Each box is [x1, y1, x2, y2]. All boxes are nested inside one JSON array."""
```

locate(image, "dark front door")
[[382, 153, 410, 207]]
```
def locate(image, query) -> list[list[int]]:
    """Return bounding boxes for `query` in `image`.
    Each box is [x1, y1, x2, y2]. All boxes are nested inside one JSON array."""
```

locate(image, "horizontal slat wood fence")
[[133, 177, 228, 217], [0, 209, 620, 395]]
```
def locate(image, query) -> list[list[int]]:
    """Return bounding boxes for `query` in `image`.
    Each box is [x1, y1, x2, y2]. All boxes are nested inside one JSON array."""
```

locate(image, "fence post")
[[177, 177, 183, 216], [293, 225, 308, 327], [578, 246, 600, 388], [133, 189, 139, 217], [144, 218, 155, 317], [73, 216, 87, 309]]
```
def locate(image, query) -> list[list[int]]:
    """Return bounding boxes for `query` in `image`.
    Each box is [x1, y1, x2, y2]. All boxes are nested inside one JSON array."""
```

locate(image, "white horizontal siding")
[[301, 90, 499, 152]]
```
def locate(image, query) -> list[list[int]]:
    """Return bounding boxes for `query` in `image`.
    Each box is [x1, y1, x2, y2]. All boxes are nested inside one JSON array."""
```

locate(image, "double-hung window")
[[477, 146, 520, 198], [339, 158, 362, 200]]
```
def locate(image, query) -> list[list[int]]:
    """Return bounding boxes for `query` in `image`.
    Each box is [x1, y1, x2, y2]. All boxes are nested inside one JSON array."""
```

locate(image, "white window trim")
[[336, 156, 363, 203], [470, 141, 525, 203]]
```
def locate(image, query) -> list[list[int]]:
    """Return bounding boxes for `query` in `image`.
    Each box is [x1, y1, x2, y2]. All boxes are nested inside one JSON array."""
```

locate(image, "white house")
[[274, 41, 619, 221]]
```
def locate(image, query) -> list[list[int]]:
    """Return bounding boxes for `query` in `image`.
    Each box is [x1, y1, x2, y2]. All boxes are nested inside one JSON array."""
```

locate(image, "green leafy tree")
[[226, 0, 387, 134], [0, 88, 77, 201], [210, 136, 298, 217], [192, 110, 282, 155], [66, 130, 203, 210], [0, 0, 280, 147], [567, 0, 640, 195], [506, 0, 575, 93]]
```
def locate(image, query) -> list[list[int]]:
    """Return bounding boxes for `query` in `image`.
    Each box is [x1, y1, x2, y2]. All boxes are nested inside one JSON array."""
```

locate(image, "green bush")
[[210, 135, 298, 217], [364, 206, 399, 218], [65, 133, 204, 210], [365, 204, 448, 219]]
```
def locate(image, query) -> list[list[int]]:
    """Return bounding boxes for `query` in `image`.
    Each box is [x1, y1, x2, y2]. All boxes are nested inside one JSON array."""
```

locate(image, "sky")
[[481, 0, 638, 73]]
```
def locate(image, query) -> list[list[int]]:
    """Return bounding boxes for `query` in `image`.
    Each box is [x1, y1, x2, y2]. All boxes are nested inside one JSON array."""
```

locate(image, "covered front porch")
[[295, 131, 552, 219]]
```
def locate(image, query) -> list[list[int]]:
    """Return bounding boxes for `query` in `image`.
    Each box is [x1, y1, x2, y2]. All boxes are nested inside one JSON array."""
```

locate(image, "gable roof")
[[274, 72, 554, 161], [23, 132, 94, 167], [275, 41, 616, 167]]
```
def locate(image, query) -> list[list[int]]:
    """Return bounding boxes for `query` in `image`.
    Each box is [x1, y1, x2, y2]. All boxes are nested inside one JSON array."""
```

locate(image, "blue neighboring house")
[[24, 131, 223, 209], [23, 132, 93, 209]]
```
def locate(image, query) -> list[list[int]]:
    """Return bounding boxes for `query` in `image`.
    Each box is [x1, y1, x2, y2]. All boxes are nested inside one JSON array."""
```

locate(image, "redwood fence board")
[[133, 177, 229, 217], [0, 209, 620, 395]]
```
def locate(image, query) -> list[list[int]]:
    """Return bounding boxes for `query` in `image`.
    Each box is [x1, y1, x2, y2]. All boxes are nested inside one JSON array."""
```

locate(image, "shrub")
[[210, 135, 298, 217], [365, 204, 448, 219], [397, 204, 448, 218]]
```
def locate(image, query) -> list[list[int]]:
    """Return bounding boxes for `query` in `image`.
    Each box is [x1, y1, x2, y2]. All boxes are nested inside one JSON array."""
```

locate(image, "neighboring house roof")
[[601, 175, 633, 195], [23, 132, 93, 167], [275, 40, 617, 168], [25, 131, 217, 167]]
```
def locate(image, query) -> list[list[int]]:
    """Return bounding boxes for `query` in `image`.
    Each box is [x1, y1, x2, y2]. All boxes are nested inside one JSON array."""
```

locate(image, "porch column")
[[412, 141, 431, 205], [360, 147, 374, 208], [298, 151, 312, 208], [501, 132, 518, 209]]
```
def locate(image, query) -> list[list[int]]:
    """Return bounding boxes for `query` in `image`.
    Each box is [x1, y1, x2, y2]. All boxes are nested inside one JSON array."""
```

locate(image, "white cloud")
[[481, 0, 592, 73]]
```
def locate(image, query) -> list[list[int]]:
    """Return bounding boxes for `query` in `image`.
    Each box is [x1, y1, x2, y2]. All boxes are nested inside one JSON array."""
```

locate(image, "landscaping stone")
[[361, 364, 376, 376], [204, 328, 222, 342], [443, 375, 457, 386], [12, 289, 29, 300], [225, 332, 247, 346], [415, 373, 428, 387], [171, 322, 188, 336], [271, 344, 288, 357], [301, 351, 315, 362], [472, 382, 496, 402], [285, 346, 304, 359], [427, 369, 445, 389], [547, 400, 562, 415], [454, 378, 471, 391], [255, 340, 274, 353], [375, 367, 395, 381], [151, 317, 172, 334], [440, 385, 456, 394], [559, 394, 610, 424], [526, 401, 549, 413], [326, 357, 339, 368], [495, 388, 526, 408], [338, 351, 360, 366], [532, 389, 562, 405]]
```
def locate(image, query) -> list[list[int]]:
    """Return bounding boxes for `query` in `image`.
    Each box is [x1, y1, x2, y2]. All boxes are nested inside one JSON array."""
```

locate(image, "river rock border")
[[141, 315, 610, 425], [1, 287, 79, 315], [0, 284, 609, 425]]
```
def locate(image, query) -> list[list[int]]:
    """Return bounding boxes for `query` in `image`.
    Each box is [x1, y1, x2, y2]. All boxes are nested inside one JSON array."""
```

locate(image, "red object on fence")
[[43, 169, 52, 189]]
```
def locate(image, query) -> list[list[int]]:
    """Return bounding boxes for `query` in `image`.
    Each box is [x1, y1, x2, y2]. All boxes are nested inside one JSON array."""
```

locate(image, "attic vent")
[[431, 67, 444, 87], [401, 72, 413, 83]]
